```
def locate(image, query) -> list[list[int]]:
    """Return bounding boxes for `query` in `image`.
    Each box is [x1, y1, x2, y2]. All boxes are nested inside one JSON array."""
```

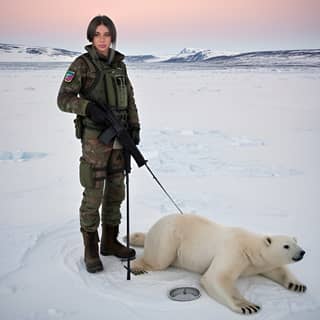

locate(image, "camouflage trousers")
[[79, 128, 125, 232]]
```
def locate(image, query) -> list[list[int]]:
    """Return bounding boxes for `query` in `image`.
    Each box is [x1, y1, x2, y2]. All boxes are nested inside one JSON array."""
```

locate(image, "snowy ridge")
[[0, 43, 80, 62], [124, 54, 159, 63], [164, 48, 320, 67], [205, 49, 320, 67], [165, 48, 238, 62], [1, 43, 319, 67]]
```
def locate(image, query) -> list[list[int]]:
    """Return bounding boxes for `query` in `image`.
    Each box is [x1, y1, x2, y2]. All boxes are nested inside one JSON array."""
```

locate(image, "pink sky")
[[1, 0, 319, 54]]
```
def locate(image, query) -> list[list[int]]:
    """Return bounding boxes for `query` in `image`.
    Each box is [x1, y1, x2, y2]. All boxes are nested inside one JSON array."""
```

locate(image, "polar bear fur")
[[129, 214, 306, 315]]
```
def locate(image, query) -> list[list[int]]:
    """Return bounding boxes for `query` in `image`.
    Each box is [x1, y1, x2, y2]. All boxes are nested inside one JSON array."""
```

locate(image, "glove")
[[86, 102, 110, 125], [130, 126, 140, 145]]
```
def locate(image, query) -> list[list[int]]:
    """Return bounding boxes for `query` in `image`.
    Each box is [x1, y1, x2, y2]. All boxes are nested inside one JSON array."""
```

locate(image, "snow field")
[[0, 63, 320, 319]]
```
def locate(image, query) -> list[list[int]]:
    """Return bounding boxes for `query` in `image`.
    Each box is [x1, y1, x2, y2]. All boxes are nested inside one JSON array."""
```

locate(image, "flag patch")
[[64, 70, 75, 83]]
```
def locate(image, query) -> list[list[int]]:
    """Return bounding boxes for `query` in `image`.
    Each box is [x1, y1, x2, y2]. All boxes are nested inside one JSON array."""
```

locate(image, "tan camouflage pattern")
[[57, 57, 92, 116], [79, 128, 125, 231], [57, 46, 140, 232], [57, 46, 140, 127]]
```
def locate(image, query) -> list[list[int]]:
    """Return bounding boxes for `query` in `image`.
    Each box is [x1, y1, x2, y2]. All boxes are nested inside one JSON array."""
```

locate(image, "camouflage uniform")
[[57, 45, 140, 232]]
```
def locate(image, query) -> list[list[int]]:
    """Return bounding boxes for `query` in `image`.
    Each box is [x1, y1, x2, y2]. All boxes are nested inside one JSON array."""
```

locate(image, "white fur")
[[130, 214, 306, 315]]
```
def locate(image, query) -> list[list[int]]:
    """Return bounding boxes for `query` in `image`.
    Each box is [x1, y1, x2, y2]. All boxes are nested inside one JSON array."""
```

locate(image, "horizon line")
[[1, 42, 320, 56]]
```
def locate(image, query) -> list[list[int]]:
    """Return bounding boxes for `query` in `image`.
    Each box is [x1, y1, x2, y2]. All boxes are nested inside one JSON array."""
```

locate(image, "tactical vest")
[[80, 52, 129, 129]]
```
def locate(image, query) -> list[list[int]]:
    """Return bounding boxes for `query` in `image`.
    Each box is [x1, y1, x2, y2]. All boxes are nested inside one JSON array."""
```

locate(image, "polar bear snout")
[[292, 250, 306, 262]]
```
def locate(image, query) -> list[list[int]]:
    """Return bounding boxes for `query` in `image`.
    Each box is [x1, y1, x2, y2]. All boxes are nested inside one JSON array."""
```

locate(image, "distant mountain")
[[0, 43, 161, 63], [163, 48, 320, 67], [1, 44, 319, 67], [124, 54, 159, 63], [204, 49, 320, 67], [164, 48, 237, 62], [0, 43, 80, 61]]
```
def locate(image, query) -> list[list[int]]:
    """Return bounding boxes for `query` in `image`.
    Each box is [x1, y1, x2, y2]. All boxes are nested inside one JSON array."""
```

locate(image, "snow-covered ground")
[[0, 61, 319, 319]]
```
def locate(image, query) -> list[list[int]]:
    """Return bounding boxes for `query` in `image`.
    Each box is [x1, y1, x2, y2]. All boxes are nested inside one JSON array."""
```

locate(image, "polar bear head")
[[260, 235, 306, 267]]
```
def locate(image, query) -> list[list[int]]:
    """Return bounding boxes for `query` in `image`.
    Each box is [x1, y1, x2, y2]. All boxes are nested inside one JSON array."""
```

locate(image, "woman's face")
[[92, 24, 112, 56]]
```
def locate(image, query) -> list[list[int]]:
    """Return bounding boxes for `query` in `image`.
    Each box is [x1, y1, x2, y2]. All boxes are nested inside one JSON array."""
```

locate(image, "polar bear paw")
[[130, 258, 149, 275], [131, 268, 148, 276], [124, 265, 148, 275], [235, 303, 261, 315], [287, 282, 307, 293]]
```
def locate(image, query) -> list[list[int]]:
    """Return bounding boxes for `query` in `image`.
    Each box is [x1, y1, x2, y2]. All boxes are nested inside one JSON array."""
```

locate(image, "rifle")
[[98, 103, 183, 279], [98, 106, 146, 168], [97, 103, 183, 215]]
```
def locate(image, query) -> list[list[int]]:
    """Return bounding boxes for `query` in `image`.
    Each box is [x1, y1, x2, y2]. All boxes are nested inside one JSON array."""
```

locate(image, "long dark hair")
[[87, 15, 117, 45]]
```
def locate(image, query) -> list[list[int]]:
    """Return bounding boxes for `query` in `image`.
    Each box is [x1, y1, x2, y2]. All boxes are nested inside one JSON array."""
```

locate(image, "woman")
[[57, 15, 140, 273]]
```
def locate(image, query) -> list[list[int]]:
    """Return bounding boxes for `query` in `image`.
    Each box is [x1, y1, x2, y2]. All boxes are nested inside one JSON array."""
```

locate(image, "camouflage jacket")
[[57, 45, 140, 127]]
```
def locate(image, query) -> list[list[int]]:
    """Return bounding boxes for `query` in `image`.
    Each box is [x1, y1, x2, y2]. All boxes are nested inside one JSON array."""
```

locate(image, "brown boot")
[[100, 224, 136, 260], [81, 228, 104, 273]]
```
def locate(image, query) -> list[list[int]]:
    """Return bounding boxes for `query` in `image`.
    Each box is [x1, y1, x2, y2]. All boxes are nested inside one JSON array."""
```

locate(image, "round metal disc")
[[168, 287, 201, 302]]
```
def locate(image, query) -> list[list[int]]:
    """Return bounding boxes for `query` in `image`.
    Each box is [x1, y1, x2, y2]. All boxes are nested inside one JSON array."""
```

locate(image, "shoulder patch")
[[64, 70, 76, 83]]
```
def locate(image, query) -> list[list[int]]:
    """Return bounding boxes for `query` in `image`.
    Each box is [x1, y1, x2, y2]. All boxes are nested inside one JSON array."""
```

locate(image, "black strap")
[[94, 176, 106, 182], [93, 166, 107, 172]]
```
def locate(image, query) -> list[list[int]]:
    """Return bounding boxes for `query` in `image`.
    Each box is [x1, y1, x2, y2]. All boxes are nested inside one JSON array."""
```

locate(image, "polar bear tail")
[[125, 232, 146, 247]]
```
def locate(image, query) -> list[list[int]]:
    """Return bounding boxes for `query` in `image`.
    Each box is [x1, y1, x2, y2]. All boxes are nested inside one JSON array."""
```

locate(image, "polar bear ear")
[[264, 237, 272, 247]]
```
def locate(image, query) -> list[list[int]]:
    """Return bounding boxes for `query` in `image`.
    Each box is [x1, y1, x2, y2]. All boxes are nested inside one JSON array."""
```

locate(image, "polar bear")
[[129, 214, 306, 315]]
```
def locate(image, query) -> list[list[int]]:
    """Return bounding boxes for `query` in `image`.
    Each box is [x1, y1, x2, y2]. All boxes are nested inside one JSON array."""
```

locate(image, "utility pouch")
[[104, 70, 128, 108], [74, 116, 84, 139], [113, 74, 128, 108], [79, 158, 95, 188]]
